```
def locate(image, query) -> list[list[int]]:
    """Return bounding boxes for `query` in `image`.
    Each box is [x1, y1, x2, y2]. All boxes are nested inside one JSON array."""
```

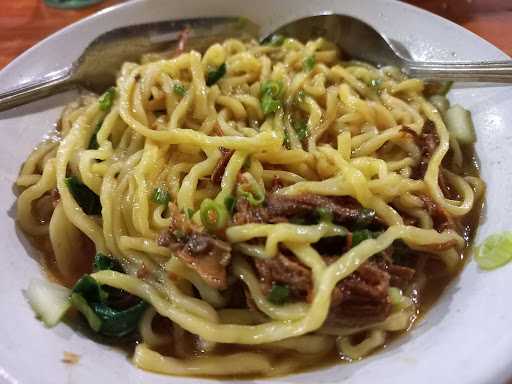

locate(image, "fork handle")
[[404, 60, 512, 82], [0, 68, 75, 112]]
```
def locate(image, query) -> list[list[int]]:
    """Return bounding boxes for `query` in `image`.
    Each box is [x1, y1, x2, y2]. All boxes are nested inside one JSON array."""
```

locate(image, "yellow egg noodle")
[[16, 37, 484, 377]]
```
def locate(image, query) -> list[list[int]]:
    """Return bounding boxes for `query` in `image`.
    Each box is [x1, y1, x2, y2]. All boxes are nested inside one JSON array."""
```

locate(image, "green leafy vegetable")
[[262, 34, 285, 47], [293, 119, 309, 141], [98, 87, 116, 111], [206, 63, 226, 86], [475, 232, 512, 270], [91, 301, 147, 337], [200, 198, 229, 231], [26, 279, 71, 327], [224, 195, 237, 215], [316, 207, 333, 223], [444, 104, 476, 145], [93, 253, 122, 272], [152, 186, 171, 206], [260, 80, 283, 115], [70, 293, 102, 332], [88, 120, 102, 150], [267, 284, 289, 305], [173, 82, 187, 96], [186, 208, 194, 219], [429, 95, 450, 115], [303, 55, 316, 72], [72, 275, 108, 303], [70, 273, 147, 337], [65, 176, 102, 215]]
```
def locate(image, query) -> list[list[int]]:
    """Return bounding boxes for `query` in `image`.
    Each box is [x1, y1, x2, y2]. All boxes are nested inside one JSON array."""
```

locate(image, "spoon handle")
[[404, 60, 512, 83], [0, 68, 75, 112]]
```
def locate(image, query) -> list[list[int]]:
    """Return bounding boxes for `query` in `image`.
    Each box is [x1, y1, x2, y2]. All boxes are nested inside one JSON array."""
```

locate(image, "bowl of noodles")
[[1, 0, 512, 383]]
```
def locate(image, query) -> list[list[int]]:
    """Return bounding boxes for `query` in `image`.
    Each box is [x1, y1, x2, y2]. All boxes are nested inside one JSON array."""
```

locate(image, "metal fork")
[[0, 17, 258, 112]]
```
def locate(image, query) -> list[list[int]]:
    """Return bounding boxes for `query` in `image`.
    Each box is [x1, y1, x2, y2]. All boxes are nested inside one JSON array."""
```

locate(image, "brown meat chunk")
[[211, 148, 234, 185], [232, 193, 374, 227], [232, 198, 287, 225], [327, 263, 392, 326], [407, 121, 439, 180], [420, 195, 458, 233], [378, 263, 415, 289], [161, 204, 232, 289], [253, 253, 312, 299], [266, 194, 367, 225]]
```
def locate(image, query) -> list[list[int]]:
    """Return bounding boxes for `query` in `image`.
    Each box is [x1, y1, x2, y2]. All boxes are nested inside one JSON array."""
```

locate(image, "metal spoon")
[[0, 17, 258, 112], [2, 13, 512, 112], [262, 14, 512, 83]]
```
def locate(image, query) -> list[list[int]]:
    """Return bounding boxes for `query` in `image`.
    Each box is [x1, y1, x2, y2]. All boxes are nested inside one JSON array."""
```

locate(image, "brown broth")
[[22, 143, 484, 379]]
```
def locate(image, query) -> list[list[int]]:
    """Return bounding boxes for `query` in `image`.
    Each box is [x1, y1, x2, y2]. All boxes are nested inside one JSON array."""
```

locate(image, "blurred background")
[[0, 0, 511, 69]]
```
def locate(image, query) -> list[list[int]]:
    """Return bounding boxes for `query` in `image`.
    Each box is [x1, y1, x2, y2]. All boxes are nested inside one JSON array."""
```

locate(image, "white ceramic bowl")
[[1, 1, 511, 383]]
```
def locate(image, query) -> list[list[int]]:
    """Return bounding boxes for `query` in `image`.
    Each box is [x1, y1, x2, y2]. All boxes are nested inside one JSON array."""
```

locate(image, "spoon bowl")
[[1, 12, 512, 112], [262, 13, 512, 82]]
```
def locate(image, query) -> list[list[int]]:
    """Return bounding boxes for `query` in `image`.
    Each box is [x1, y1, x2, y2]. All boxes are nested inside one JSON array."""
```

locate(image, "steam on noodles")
[[16, 36, 484, 377]]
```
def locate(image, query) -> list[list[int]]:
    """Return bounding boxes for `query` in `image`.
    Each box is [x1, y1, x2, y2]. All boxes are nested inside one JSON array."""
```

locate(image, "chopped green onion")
[[260, 80, 283, 98], [388, 287, 403, 305], [444, 104, 476, 145], [262, 34, 285, 46], [237, 172, 265, 206], [240, 191, 265, 206], [294, 90, 306, 105], [283, 129, 291, 149], [206, 63, 226, 86], [152, 186, 170, 206], [388, 287, 411, 309], [260, 80, 283, 116], [242, 156, 252, 170], [475, 232, 512, 270], [200, 198, 229, 231], [261, 94, 281, 115], [98, 87, 116, 111], [70, 293, 102, 332], [370, 78, 383, 89], [316, 207, 333, 223], [88, 120, 102, 150], [93, 253, 122, 272], [26, 279, 71, 327], [267, 284, 289, 305], [293, 120, 309, 141], [354, 208, 376, 228], [303, 55, 316, 72], [351, 229, 375, 247], [224, 196, 237, 215], [173, 82, 187, 96], [65, 176, 102, 215]]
